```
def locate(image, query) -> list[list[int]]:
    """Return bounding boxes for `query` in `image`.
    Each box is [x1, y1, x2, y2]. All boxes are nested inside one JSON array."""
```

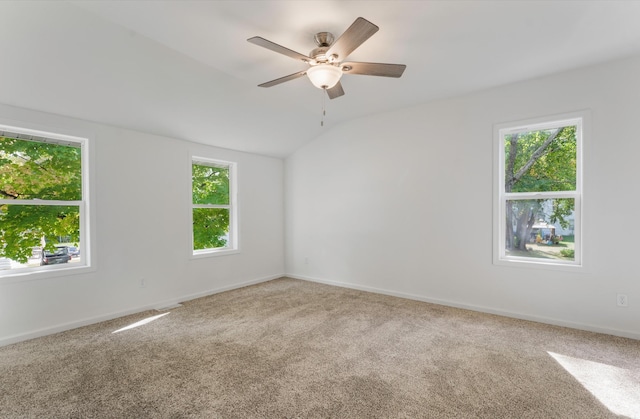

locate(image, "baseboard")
[[286, 273, 640, 341], [149, 273, 283, 311], [0, 273, 283, 347]]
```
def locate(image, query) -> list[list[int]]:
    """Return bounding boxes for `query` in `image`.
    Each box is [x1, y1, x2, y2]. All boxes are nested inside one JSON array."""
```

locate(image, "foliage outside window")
[[191, 158, 236, 255], [0, 127, 87, 275], [496, 115, 582, 266]]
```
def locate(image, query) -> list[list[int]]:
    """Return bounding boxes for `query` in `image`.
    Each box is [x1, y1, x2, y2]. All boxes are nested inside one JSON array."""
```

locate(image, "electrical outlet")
[[140, 278, 147, 288], [617, 294, 628, 307]]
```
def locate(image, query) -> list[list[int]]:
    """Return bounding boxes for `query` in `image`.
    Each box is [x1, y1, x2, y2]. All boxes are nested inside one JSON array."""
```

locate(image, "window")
[[191, 157, 237, 256], [0, 125, 89, 276], [495, 113, 582, 267]]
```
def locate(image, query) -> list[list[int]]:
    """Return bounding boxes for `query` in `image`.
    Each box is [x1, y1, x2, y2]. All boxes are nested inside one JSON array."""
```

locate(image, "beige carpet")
[[1, 277, 639, 418]]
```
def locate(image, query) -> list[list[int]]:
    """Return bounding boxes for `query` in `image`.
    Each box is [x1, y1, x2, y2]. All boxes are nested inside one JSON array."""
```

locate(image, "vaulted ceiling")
[[1, 1, 640, 157]]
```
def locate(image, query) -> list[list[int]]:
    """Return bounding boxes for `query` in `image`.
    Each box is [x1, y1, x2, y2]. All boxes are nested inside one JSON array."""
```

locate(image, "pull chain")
[[321, 88, 326, 127]]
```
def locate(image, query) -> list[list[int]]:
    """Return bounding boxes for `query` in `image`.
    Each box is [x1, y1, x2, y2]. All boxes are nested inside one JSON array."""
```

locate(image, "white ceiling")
[[1, 1, 640, 158]]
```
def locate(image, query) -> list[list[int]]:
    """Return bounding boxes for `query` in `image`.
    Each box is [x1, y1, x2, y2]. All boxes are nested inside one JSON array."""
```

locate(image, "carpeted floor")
[[1, 277, 639, 418]]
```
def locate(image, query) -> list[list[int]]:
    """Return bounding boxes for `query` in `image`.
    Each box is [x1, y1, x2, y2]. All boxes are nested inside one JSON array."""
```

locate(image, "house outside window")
[[494, 112, 583, 268], [0, 125, 89, 276], [191, 157, 237, 256]]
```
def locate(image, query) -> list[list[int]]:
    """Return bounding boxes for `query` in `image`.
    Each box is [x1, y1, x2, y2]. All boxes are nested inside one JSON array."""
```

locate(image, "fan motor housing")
[[309, 46, 330, 63], [310, 32, 336, 63]]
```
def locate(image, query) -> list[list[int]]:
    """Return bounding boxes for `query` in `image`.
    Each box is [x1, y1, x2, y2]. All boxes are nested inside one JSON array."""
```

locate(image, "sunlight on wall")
[[548, 351, 640, 418], [112, 312, 170, 334]]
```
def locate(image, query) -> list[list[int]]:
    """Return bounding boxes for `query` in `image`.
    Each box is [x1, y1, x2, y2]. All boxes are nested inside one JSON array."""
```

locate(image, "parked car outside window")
[[40, 246, 71, 265], [67, 246, 80, 258]]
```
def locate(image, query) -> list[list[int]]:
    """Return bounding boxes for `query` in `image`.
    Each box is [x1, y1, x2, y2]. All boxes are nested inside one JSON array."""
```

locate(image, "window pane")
[[0, 204, 80, 268], [192, 164, 229, 205], [193, 208, 229, 250], [0, 137, 82, 200], [504, 124, 577, 193], [505, 198, 575, 261]]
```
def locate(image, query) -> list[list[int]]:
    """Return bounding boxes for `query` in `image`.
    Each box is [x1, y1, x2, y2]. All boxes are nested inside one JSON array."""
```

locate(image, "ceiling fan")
[[247, 17, 406, 99]]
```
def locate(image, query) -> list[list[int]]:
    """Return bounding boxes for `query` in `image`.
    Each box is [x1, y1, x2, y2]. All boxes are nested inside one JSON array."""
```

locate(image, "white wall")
[[0, 104, 285, 345], [285, 55, 640, 339]]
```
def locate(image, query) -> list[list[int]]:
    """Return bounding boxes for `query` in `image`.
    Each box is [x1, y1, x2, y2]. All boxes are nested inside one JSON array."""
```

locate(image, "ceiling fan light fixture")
[[306, 64, 342, 89]]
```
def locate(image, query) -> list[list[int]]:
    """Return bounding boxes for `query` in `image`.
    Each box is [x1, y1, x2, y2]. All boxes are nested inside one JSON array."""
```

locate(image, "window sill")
[[0, 263, 96, 283], [493, 256, 584, 273], [191, 248, 240, 259]]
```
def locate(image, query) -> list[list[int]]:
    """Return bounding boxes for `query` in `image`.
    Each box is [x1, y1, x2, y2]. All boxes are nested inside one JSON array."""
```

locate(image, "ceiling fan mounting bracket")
[[314, 32, 334, 47]]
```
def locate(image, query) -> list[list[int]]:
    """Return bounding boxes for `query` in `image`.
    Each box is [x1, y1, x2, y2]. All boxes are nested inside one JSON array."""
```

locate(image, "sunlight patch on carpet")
[[548, 351, 640, 418], [112, 312, 170, 334]]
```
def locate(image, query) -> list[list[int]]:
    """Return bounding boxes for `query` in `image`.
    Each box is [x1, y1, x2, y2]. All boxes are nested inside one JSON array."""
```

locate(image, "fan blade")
[[341, 62, 406, 78], [326, 17, 379, 61], [247, 36, 311, 62], [326, 82, 345, 99], [258, 70, 307, 87]]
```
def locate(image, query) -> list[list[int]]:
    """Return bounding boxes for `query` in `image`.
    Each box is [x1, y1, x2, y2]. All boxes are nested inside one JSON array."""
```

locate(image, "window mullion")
[[0, 199, 83, 206], [504, 191, 578, 200], [192, 204, 230, 209]]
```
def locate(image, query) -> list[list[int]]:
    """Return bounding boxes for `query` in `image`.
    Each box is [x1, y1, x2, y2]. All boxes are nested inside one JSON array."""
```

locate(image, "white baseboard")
[[0, 273, 283, 347], [286, 273, 640, 341], [149, 273, 282, 311]]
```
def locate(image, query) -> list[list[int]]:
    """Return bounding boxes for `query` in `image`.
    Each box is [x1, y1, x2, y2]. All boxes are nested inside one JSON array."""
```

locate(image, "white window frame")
[[493, 112, 584, 269], [0, 124, 92, 280], [190, 156, 238, 257]]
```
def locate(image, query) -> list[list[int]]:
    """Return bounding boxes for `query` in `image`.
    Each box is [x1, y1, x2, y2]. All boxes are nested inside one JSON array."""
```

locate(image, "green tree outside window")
[[192, 162, 231, 251], [0, 136, 82, 263], [503, 122, 578, 261]]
